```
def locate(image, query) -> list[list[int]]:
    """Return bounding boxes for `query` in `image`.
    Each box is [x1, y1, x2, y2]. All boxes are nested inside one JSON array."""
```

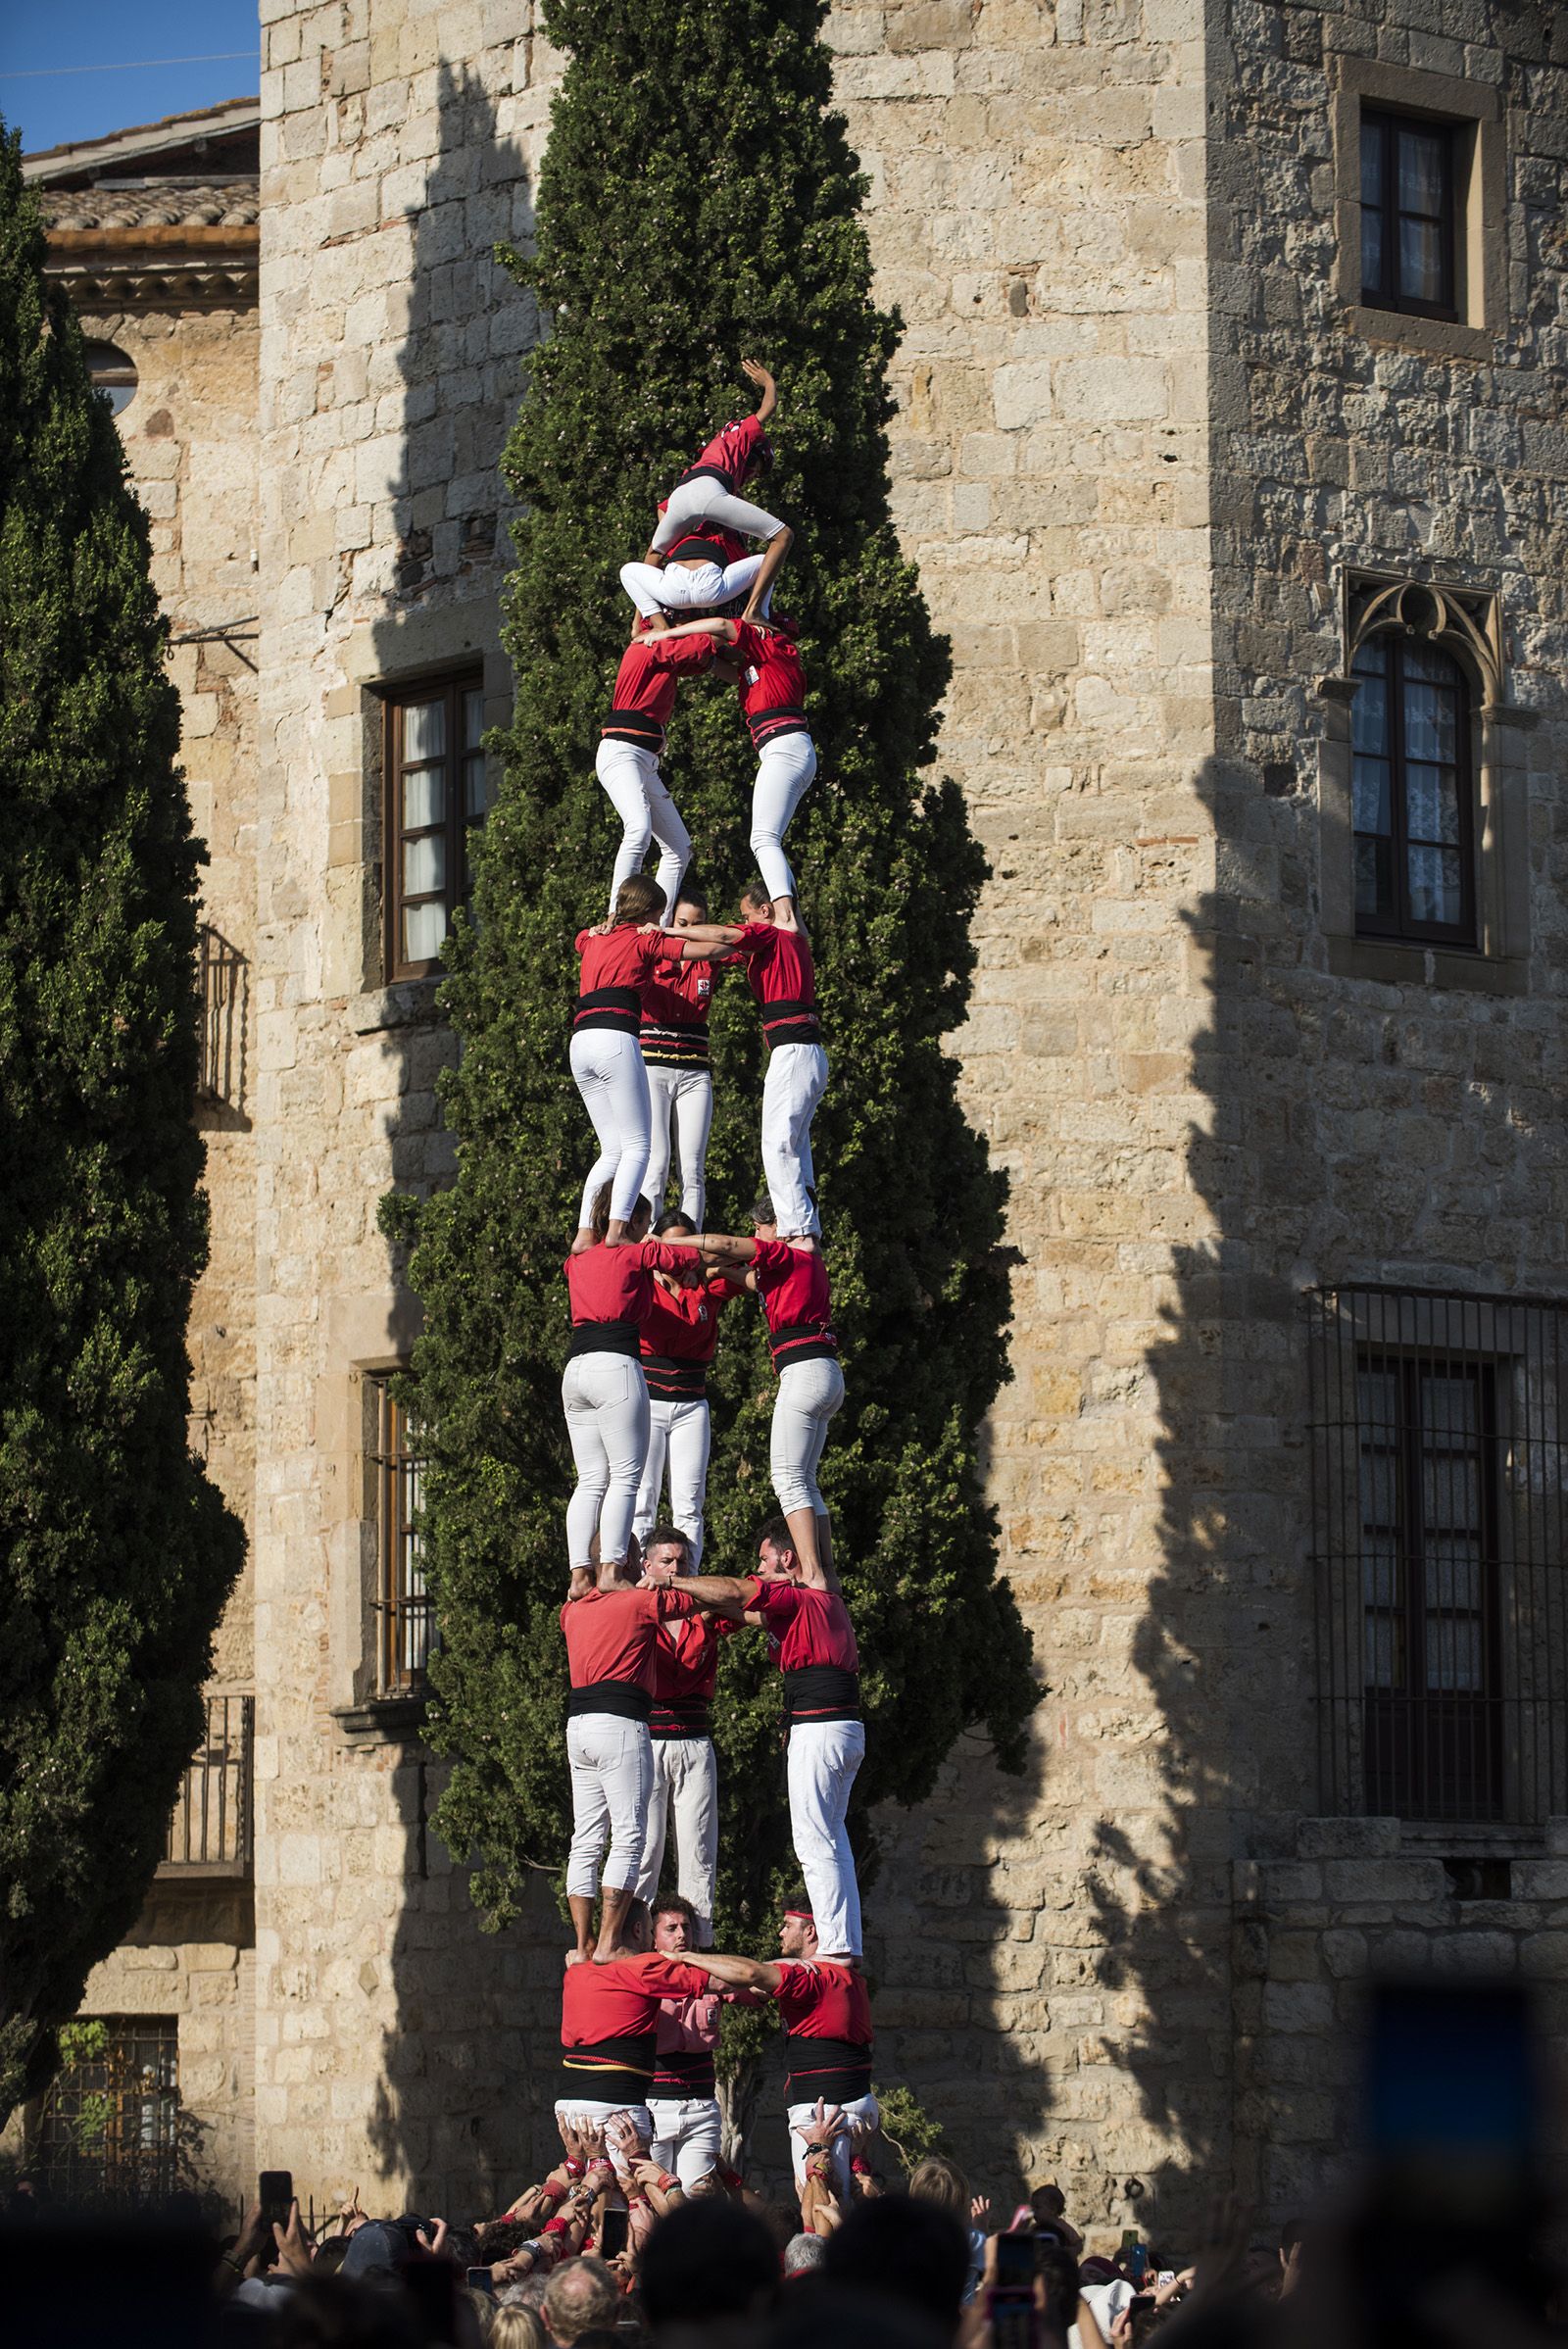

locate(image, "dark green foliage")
[[0, 131, 244, 2126], [387, 0, 1037, 1951]]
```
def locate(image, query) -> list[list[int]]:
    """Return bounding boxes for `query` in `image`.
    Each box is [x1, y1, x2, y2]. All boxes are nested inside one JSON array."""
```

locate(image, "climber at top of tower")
[[624, 361, 793, 631]]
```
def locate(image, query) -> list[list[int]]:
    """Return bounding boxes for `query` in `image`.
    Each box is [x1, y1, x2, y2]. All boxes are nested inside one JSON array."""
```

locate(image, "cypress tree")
[[387, 0, 1037, 1959], [0, 131, 245, 2126]]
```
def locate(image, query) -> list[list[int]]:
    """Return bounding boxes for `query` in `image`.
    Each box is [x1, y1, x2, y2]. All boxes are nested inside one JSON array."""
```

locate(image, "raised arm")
[[693, 1233, 759, 1270], [692, 1949, 782, 1995], [742, 359, 777, 424], [653, 615, 740, 646]]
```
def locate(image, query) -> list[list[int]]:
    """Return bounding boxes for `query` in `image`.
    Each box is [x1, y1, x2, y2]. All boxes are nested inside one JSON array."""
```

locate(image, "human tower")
[[551, 364, 876, 2202]]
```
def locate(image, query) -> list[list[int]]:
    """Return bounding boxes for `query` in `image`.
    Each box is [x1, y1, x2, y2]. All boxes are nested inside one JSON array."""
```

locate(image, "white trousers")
[[565, 1712, 654, 1896], [620, 556, 764, 619], [751, 734, 817, 906], [644, 1063, 713, 1228], [770, 1355, 844, 1521], [649, 2097, 723, 2192], [556, 2096, 654, 2136], [760, 1041, 827, 1240], [633, 1395, 712, 1567], [651, 474, 786, 552], [786, 1716, 865, 1957], [596, 737, 690, 920], [787, 2091, 879, 2195], [568, 1026, 652, 1229], [635, 1734, 718, 1941], [562, 1352, 651, 1571]]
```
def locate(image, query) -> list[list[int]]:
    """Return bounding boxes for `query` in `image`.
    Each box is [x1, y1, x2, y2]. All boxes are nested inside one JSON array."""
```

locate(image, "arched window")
[[81, 339, 138, 417], [1351, 631, 1475, 946]]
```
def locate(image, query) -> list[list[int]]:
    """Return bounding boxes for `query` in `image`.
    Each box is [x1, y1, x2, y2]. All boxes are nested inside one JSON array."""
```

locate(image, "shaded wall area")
[[1093, 0, 1568, 2245]]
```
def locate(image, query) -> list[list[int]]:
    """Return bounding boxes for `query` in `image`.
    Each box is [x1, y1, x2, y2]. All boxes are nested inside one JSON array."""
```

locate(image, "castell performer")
[[556, 1894, 711, 2137], [596, 619, 713, 920], [663, 891, 826, 1245], [644, 1893, 737, 2187], [694, 1203, 841, 1584], [620, 361, 793, 628], [640, 892, 717, 1229], [652, 614, 816, 917], [694, 1902, 876, 2199], [647, 1518, 864, 1963], [563, 1186, 703, 1595], [634, 1526, 736, 1945], [561, 1553, 704, 1964], [570, 874, 732, 1250], [631, 1215, 736, 1570]]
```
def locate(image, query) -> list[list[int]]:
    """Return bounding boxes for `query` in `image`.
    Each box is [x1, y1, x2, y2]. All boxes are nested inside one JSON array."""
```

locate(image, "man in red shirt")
[[640, 892, 719, 1231], [630, 1525, 735, 1944], [563, 1557, 701, 1962], [644, 1893, 725, 2189], [691, 1901, 876, 2199], [557, 1894, 712, 2139], [646, 1520, 863, 1961]]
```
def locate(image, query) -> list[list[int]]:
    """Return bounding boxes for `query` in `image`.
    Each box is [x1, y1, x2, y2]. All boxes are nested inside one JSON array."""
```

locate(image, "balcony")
[[158, 1694, 253, 1879]]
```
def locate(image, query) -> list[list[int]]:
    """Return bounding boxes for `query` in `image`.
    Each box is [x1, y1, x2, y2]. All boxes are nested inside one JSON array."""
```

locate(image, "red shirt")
[[678, 411, 771, 494], [751, 1239, 836, 1369], [602, 633, 715, 750], [651, 1609, 733, 1711], [564, 1239, 701, 1331], [562, 1584, 698, 1691], [574, 925, 688, 1037], [640, 955, 714, 1069], [732, 621, 809, 751], [773, 1960, 873, 2045], [640, 1275, 731, 1384], [561, 1952, 712, 2051], [746, 1580, 858, 1676], [735, 920, 820, 1050]]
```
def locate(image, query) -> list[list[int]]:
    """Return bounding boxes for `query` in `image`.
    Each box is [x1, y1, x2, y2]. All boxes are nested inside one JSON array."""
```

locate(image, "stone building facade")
[[22, 0, 1568, 2242]]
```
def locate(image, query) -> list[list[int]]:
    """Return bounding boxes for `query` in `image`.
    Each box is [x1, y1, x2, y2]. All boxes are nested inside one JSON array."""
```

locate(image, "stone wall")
[[65, 0, 1566, 2235], [253, 0, 567, 2213], [67, 297, 263, 2199]]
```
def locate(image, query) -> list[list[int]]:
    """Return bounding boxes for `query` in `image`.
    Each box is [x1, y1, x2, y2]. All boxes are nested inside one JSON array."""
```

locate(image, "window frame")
[[367, 1374, 431, 1696], [1356, 1350, 1502, 1824], [1350, 628, 1478, 952], [380, 670, 487, 984], [1358, 108, 1458, 322], [36, 2017, 180, 2202]]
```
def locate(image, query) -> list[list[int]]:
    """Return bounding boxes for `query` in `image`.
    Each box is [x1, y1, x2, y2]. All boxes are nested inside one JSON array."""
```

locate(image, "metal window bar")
[[368, 1377, 433, 1694], [197, 924, 245, 1106], [161, 1695, 253, 1875], [1309, 1284, 1568, 1827], [37, 2017, 179, 2206]]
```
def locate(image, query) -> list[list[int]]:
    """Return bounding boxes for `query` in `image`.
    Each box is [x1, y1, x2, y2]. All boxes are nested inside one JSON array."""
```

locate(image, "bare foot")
[[565, 1947, 591, 1967]]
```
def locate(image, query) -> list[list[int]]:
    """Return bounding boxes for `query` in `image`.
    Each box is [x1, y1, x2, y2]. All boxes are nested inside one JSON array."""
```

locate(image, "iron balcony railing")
[[1308, 1284, 1568, 1829], [160, 1693, 253, 1877]]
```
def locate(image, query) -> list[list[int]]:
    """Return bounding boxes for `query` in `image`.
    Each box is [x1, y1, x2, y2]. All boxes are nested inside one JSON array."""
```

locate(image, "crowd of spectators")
[[4, 2092, 1519, 2349]]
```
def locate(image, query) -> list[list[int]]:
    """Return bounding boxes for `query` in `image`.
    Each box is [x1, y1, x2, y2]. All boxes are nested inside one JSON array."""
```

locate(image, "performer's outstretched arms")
[[690, 1949, 783, 1994], [742, 358, 778, 425]]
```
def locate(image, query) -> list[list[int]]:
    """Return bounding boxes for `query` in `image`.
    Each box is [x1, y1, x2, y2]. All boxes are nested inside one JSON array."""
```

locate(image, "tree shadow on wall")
[[359, 59, 555, 2221], [1076, 729, 1325, 2250]]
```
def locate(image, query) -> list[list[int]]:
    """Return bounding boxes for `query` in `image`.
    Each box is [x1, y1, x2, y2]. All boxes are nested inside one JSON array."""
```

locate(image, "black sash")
[[566, 1680, 653, 1723]]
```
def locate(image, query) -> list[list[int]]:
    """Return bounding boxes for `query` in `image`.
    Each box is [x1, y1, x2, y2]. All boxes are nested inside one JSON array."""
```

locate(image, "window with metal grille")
[[368, 1375, 431, 1694], [1351, 631, 1476, 947], [159, 1694, 253, 1877], [37, 2017, 178, 2205], [196, 925, 245, 1108], [382, 673, 488, 981], [1360, 109, 1457, 318], [1309, 1286, 1568, 1827]]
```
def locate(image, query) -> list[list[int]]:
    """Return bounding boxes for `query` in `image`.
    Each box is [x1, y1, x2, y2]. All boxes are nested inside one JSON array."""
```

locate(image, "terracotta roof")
[[40, 178, 260, 234], [23, 96, 260, 182]]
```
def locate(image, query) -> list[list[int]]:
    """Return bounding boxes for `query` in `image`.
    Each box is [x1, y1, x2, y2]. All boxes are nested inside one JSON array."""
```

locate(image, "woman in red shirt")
[[564, 1189, 703, 1589], [571, 872, 731, 1248], [694, 1199, 843, 1584]]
